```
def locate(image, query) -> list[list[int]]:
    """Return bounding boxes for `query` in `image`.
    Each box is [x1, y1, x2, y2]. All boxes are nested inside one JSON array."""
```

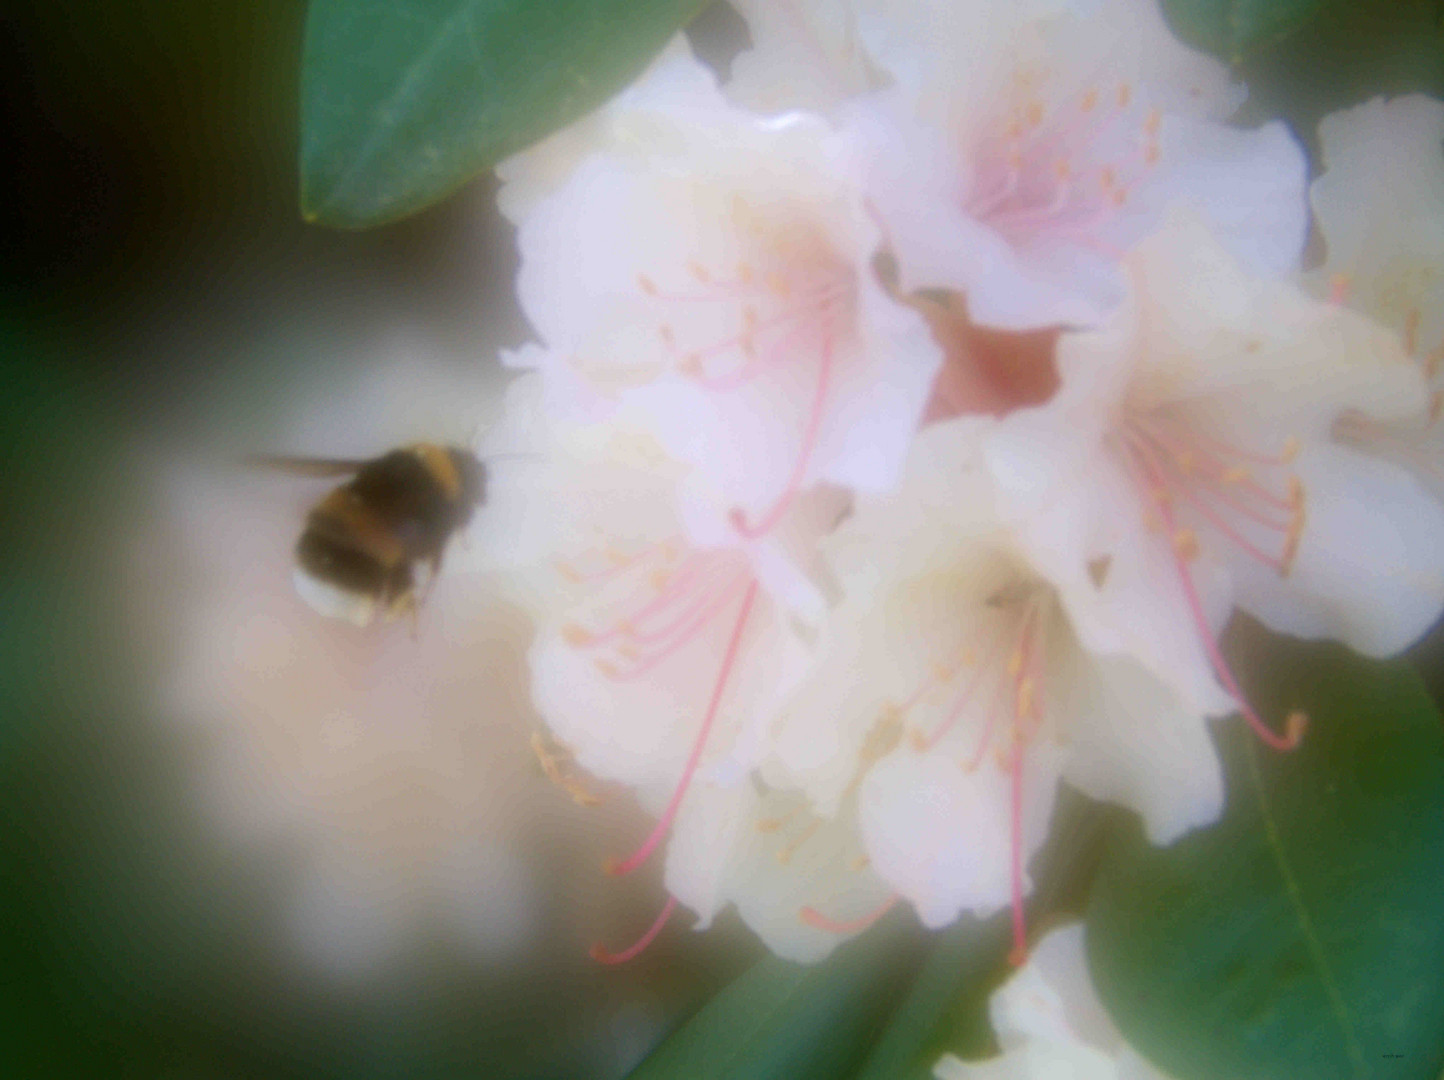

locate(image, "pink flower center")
[[636, 234, 858, 540], [969, 81, 1162, 248], [919, 298, 1061, 423]]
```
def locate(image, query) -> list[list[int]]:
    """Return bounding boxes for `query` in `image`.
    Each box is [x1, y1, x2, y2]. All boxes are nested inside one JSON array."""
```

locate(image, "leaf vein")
[[1245, 736, 1367, 1078]]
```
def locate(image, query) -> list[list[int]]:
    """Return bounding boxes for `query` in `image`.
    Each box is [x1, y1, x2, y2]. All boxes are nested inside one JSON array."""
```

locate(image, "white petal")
[[495, 36, 724, 224], [726, 795, 893, 962], [1232, 441, 1444, 656], [859, 744, 1062, 929], [1056, 646, 1225, 845], [994, 924, 1119, 1051], [664, 778, 757, 928], [1128, 117, 1307, 279], [1310, 95, 1444, 357]]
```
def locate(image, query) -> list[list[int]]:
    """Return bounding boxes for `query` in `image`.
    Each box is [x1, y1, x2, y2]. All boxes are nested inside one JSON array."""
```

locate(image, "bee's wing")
[[243, 454, 371, 478]]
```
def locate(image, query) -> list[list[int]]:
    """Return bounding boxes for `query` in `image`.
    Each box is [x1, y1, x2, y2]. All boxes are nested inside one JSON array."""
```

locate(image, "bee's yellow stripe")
[[410, 442, 462, 501]]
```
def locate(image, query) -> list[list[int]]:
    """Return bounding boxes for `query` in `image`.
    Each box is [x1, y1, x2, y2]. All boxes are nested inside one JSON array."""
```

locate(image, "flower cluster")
[[485, 0, 1444, 975]]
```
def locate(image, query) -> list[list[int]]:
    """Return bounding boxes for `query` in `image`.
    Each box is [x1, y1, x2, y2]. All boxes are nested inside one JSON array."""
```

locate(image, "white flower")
[[759, 420, 1224, 960], [1308, 94, 1444, 505], [850, 0, 1307, 329], [983, 213, 1444, 751], [662, 779, 895, 963], [489, 373, 872, 959], [934, 923, 1179, 1080], [512, 47, 941, 543], [725, 0, 886, 114]]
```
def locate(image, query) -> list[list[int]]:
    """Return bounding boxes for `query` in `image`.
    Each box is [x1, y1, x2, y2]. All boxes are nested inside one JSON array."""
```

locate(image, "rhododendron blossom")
[[934, 923, 1181, 1079], [486, 372, 872, 960], [847, 0, 1307, 329], [466, 0, 1444, 978], [984, 215, 1444, 747], [758, 421, 1223, 960], [512, 45, 942, 541], [1308, 94, 1444, 506]]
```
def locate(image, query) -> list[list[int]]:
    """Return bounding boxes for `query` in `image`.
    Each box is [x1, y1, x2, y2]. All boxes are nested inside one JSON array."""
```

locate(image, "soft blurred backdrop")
[[0, 4, 764, 1077], [2, 2, 1442, 1078]]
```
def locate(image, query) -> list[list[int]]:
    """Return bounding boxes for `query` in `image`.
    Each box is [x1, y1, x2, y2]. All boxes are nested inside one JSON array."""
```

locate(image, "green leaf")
[[300, 0, 708, 227], [850, 914, 1009, 1080], [626, 909, 928, 1080], [850, 786, 1127, 1080], [1162, 0, 1328, 60], [1087, 631, 1444, 1080]]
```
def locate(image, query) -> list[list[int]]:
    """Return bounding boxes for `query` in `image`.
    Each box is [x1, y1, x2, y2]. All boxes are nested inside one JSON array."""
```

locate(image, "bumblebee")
[[254, 443, 485, 627]]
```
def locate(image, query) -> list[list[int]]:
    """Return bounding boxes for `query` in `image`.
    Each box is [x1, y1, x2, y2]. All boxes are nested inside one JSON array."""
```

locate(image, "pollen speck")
[[1172, 528, 1200, 560], [637, 274, 658, 296]]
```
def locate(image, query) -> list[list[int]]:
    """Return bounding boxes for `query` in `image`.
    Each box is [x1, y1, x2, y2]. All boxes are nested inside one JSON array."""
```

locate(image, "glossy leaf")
[[300, 0, 707, 227], [1087, 633, 1444, 1080], [849, 914, 1008, 1080], [1162, 0, 1327, 59], [626, 909, 928, 1080]]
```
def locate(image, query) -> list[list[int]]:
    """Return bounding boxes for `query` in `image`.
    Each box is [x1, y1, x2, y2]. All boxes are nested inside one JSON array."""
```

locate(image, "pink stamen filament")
[[1162, 419, 1298, 468], [964, 658, 1013, 772], [799, 895, 899, 934], [1126, 443, 1305, 752], [600, 573, 750, 683], [730, 324, 835, 540], [667, 288, 848, 386], [590, 896, 678, 964], [974, 84, 1139, 225], [605, 580, 760, 877], [575, 555, 713, 647], [1132, 418, 1295, 510], [922, 622, 1015, 752], [1125, 430, 1294, 574], [622, 570, 746, 647], [690, 315, 819, 393]]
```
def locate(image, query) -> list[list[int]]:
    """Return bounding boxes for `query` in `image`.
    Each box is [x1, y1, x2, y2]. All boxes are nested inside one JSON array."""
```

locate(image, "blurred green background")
[[2, 2, 1443, 1078]]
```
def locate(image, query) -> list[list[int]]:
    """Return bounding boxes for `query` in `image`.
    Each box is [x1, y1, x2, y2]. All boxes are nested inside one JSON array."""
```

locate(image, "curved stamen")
[[799, 894, 898, 934], [1127, 443, 1307, 752], [605, 580, 761, 877], [731, 326, 835, 540], [921, 618, 1018, 752], [590, 896, 679, 964], [599, 573, 750, 682], [568, 554, 712, 647]]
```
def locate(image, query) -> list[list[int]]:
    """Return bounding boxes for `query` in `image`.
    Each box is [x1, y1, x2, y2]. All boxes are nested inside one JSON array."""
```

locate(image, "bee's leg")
[[386, 588, 420, 639], [416, 557, 441, 609]]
